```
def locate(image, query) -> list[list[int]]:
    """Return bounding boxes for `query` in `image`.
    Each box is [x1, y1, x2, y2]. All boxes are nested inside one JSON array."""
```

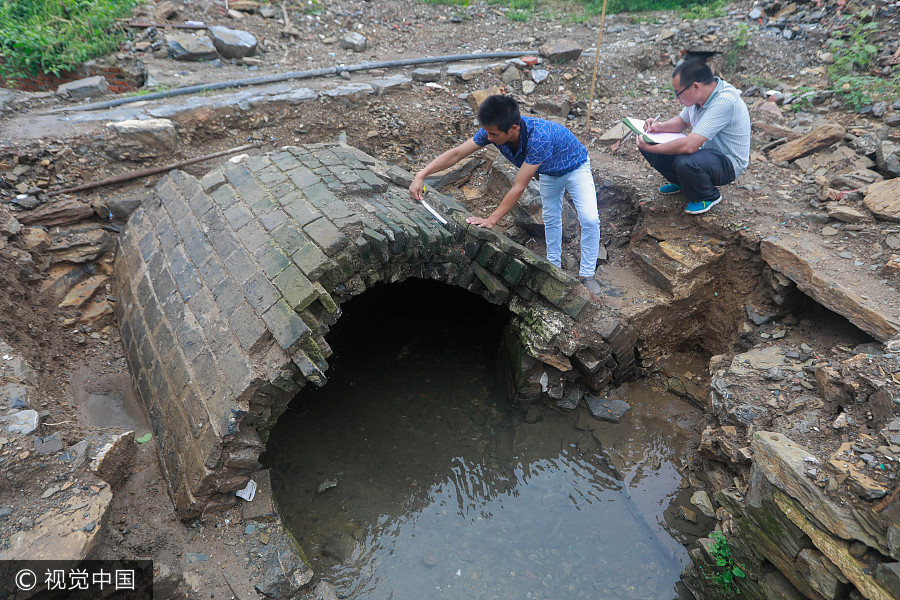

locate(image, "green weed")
[[0, 0, 138, 80], [701, 531, 746, 597], [826, 12, 900, 110], [724, 23, 752, 74]]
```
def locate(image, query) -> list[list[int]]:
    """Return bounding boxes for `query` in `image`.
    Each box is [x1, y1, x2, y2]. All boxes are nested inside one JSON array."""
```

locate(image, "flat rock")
[[241, 469, 277, 522], [411, 68, 440, 83], [424, 156, 479, 190], [107, 118, 177, 154], [16, 199, 94, 227], [754, 431, 889, 555], [339, 31, 367, 51], [729, 345, 785, 375], [767, 123, 845, 163], [0, 409, 39, 434], [690, 490, 716, 518], [761, 236, 900, 342], [0, 205, 22, 237], [57, 76, 109, 100], [207, 26, 257, 58], [863, 179, 900, 222], [58, 274, 107, 308], [827, 205, 868, 223], [0, 486, 112, 560], [90, 431, 136, 487], [586, 396, 631, 422], [539, 39, 583, 63], [166, 33, 218, 61]]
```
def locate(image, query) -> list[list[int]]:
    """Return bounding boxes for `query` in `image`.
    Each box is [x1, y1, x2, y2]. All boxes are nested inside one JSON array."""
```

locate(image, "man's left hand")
[[466, 216, 495, 228], [636, 136, 654, 152]]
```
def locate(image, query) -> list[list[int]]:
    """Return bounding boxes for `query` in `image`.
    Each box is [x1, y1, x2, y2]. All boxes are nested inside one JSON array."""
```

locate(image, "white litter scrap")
[[803, 456, 820, 465], [236, 479, 257, 501], [229, 153, 249, 164], [539, 372, 549, 393]]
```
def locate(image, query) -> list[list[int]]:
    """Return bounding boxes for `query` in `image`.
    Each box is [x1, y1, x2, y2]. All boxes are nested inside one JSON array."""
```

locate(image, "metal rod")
[[124, 21, 209, 29], [45, 51, 536, 114], [584, 0, 609, 135], [45, 142, 260, 198]]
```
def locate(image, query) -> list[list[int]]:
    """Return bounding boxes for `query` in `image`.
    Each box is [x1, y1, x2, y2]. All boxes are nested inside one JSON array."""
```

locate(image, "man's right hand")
[[643, 118, 658, 132], [409, 174, 425, 200]]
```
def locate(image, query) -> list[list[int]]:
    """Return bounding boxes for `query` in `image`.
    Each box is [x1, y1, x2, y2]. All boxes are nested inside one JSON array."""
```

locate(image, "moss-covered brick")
[[224, 163, 253, 189], [233, 220, 266, 254], [537, 273, 570, 308], [235, 178, 268, 207], [464, 237, 482, 259], [302, 217, 347, 256], [362, 228, 389, 262], [262, 299, 310, 351], [560, 289, 589, 319], [256, 165, 288, 186], [244, 154, 272, 172], [270, 151, 303, 172], [224, 202, 254, 231], [358, 168, 389, 192], [312, 282, 339, 314], [375, 213, 407, 255], [273, 265, 318, 312], [253, 241, 291, 280], [286, 166, 318, 189], [241, 272, 279, 314], [292, 240, 333, 281], [270, 221, 309, 255], [209, 184, 239, 210], [281, 195, 320, 226], [502, 258, 527, 286], [476, 242, 510, 274], [472, 262, 509, 299], [200, 169, 226, 193]]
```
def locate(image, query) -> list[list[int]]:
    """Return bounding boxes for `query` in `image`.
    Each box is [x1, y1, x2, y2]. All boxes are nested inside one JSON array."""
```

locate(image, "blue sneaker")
[[684, 196, 722, 215], [659, 183, 682, 194]]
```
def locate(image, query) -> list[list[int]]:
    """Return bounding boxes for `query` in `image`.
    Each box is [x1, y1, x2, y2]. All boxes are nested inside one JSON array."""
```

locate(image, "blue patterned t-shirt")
[[473, 116, 587, 176]]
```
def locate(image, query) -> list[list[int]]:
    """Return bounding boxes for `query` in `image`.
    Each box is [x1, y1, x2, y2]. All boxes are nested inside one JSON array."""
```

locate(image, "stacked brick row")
[[0, 61, 144, 94], [115, 142, 637, 518]]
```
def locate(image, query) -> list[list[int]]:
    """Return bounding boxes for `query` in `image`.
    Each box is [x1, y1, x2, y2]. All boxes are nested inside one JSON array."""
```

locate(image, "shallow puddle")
[[265, 280, 701, 599]]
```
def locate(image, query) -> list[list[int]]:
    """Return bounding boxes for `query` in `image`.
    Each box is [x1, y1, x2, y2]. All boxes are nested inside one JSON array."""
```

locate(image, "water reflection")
[[265, 280, 688, 600]]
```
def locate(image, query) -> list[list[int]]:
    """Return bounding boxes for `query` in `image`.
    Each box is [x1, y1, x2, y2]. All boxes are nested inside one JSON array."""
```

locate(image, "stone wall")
[[114, 143, 638, 518], [684, 432, 900, 600]]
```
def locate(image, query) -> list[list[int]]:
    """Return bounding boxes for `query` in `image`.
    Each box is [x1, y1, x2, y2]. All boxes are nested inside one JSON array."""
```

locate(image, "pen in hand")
[[645, 114, 661, 132]]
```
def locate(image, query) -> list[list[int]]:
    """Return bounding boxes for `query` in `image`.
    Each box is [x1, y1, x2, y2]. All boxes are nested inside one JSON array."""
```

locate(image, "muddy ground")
[[1, 0, 899, 598]]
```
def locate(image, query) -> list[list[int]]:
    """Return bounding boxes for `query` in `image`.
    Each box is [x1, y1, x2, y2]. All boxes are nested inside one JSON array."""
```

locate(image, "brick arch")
[[114, 142, 637, 519]]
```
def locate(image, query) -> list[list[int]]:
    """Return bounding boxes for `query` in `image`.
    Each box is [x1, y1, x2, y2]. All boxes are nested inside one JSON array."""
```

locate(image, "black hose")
[[47, 51, 535, 114]]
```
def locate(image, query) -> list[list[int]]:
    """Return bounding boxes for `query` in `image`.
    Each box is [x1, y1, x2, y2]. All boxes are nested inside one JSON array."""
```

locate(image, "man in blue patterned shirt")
[[637, 58, 750, 215], [409, 95, 603, 297]]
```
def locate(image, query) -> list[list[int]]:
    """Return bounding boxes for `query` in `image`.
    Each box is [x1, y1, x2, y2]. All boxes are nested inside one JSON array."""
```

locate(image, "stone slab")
[[761, 236, 900, 342], [864, 179, 900, 222]]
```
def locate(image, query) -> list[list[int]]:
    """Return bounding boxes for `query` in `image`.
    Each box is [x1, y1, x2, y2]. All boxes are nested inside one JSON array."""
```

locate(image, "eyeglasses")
[[674, 83, 691, 98]]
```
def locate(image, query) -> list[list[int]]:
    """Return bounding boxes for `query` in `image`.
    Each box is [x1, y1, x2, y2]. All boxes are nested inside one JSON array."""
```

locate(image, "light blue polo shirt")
[[680, 78, 751, 177], [473, 116, 588, 177]]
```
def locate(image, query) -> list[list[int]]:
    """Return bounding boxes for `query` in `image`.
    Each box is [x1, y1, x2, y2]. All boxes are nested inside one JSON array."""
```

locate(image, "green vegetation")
[[702, 531, 746, 597], [826, 12, 900, 111], [724, 23, 752, 75], [0, 0, 139, 80], [422, 0, 725, 21]]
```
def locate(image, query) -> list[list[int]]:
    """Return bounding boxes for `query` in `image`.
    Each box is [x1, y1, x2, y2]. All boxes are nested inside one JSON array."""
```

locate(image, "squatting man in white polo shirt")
[[637, 58, 751, 215]]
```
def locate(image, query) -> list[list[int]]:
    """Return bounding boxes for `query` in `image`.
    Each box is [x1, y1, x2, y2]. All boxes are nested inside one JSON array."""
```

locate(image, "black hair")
[[477, 95, 521, 132], [673, 58, 714, 86]]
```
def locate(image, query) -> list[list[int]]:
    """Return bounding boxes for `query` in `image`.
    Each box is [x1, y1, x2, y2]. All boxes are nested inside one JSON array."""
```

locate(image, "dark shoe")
[[580, 276, 603, 298]]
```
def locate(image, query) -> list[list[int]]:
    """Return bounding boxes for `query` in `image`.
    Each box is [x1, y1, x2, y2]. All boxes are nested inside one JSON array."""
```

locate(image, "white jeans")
[[539, 161, 600, 278]]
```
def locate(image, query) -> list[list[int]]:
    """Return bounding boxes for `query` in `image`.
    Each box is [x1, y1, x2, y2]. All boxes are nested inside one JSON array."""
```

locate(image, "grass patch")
[[0, 0, 140, 81]]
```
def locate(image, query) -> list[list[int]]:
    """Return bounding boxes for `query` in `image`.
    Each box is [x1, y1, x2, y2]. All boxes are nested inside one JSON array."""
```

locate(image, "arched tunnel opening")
[[261, 278, 701, 600]]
